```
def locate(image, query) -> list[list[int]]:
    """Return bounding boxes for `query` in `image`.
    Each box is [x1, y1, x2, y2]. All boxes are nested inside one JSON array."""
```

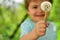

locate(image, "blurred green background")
[[0, 0, 60, 40]]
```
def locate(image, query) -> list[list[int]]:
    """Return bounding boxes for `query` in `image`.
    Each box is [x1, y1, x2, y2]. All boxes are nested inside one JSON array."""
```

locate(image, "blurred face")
[[27, 0, 50, 22]]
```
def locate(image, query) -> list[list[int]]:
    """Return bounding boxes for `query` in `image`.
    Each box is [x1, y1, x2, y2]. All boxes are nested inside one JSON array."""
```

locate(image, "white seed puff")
[[41, 1, 52, 12]]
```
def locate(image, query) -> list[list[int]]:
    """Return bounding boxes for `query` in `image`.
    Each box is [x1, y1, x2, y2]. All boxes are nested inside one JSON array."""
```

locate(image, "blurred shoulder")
[[21, 18, 32, 26]]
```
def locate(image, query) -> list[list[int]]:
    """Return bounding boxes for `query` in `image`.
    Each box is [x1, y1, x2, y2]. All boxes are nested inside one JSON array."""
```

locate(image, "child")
[[20, 0, 57, 40]]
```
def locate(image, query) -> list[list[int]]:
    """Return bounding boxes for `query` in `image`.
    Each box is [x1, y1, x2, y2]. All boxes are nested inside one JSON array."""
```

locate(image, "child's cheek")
[[30, 9, 36, 14]]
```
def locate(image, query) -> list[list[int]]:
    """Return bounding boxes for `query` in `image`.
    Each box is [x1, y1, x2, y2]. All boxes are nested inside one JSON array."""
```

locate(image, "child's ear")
[[27, 10, 30, 14]]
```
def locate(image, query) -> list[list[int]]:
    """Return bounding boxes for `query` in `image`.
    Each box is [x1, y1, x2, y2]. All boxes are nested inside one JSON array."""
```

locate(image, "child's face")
[[27, 0, 50, 22]]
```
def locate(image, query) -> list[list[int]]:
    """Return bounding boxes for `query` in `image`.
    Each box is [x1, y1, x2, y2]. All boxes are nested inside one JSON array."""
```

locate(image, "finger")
[[40, 32, 46, 36], [39, 28, 46, 32], [39, 24, 46, 28], [38, 20, 46, 24], [46, 23, 49, 27]]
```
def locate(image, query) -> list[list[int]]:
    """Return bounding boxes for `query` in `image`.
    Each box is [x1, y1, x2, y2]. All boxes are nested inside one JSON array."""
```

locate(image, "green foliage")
[[0, 3, 27, 40]]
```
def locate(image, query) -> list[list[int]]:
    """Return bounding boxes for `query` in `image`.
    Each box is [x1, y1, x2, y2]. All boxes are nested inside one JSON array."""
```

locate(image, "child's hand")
[[35, 19, 49, 37]]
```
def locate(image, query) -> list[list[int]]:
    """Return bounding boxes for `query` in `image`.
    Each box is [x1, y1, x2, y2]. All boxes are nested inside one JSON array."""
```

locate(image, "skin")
[[20, 0, 50, 40]]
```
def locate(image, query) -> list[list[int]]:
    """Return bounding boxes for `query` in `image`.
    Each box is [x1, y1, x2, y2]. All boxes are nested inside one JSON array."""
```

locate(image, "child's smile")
[[34, 13, 45, 18]]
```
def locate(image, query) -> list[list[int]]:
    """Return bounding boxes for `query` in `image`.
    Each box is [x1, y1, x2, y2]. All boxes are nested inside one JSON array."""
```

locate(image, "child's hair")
[[24, 0, 53, 10]]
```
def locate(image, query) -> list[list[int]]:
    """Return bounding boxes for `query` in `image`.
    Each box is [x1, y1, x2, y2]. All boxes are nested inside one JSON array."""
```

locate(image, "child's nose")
[[37, 8, 43, 13]]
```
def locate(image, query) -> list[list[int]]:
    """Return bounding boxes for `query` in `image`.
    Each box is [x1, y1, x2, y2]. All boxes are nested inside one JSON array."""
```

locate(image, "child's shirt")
[[20, 18, 57, 40]]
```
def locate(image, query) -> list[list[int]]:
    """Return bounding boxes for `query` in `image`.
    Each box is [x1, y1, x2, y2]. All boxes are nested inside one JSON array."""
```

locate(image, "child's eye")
[[33, 6, 37, 9]]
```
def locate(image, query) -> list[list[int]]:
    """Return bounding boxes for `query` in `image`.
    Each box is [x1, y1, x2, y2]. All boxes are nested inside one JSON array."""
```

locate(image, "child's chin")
[[35, 18, 44, 22], [34, 19, 42, 22], [37, 17, 44, 20]]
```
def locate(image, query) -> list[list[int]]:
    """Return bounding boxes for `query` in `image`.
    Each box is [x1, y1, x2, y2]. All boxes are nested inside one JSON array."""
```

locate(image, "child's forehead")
[[30, 0, 48, 2], [29, 0, 48, 5]]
